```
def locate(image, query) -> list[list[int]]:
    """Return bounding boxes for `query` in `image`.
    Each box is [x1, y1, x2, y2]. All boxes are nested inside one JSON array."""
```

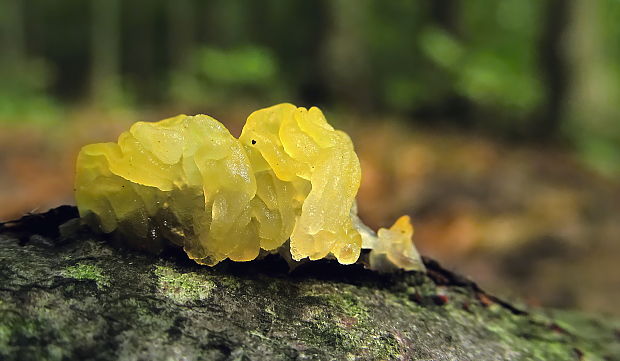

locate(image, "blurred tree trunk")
[[298, 0, 330, 106], [322, 0, 372, 110], [0, 0, 25, 71], [536, 0, 571, 140], [126, 0, 157, 101], [423, 0, 474, 125], [206, 0, 247, 46], [429, 0, 459, 35], [90, 0, 121, 105], [564, 0, 618, 135], [167, 0, 194, 72]]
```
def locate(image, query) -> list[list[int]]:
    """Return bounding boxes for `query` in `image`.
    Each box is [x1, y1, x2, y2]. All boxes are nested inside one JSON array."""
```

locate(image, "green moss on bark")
[[61, 263, 109, 289], [1, 206, 619, 361], [153, 264, 216, 303]]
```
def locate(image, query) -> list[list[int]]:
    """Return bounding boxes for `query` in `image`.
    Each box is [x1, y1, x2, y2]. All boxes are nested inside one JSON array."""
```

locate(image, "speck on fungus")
[[74, 103, 425, 272]]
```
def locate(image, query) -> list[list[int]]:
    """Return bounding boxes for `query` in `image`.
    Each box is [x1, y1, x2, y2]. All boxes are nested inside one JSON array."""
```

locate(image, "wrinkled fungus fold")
[[75, 103, 425, 272]]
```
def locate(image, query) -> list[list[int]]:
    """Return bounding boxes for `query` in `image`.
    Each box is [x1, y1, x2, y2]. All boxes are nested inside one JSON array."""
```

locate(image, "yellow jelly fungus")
[[368, 216, 425, 272], [75, 103, 424, 272]]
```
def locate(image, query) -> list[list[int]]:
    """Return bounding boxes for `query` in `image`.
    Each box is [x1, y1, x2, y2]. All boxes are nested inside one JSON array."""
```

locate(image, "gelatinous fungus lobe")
[[75, 103, 363, 266], [75, 114, 259, 265], [240, 104, 362, 264]]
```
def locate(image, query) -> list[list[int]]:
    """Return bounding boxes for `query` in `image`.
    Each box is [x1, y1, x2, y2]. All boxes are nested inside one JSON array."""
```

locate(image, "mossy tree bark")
[[1, 206, 619, 361]]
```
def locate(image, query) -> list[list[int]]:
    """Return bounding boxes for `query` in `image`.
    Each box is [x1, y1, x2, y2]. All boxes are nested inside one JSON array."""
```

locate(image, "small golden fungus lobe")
[[369, 216, 425, 272]]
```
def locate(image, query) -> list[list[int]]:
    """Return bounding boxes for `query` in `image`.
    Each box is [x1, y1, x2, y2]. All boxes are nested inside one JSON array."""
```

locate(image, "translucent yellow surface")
[[75, 103, 425, 271], [369, 216, 425, 272], [75, 104, 362, 265]]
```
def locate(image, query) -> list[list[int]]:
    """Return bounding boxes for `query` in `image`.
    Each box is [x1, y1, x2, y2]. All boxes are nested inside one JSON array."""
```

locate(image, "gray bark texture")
[[1, 206, 619, 361]]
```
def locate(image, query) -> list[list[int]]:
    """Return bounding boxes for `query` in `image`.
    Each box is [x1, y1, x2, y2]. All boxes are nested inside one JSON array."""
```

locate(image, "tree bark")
[[1, 206, 618, 360]]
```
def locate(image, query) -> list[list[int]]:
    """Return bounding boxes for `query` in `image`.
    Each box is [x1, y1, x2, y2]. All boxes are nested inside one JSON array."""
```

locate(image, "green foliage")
[[197, 47, 277, 85], [456, 0, 545, 111], [169, 46, 285, 107], [3, 0, 620, 173], [360, 0, 545, 124], [0, 59, 62, 125]]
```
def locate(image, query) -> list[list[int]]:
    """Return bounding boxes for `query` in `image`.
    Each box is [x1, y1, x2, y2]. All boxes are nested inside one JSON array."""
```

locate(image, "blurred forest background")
[[1, 0, 619, 316]]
